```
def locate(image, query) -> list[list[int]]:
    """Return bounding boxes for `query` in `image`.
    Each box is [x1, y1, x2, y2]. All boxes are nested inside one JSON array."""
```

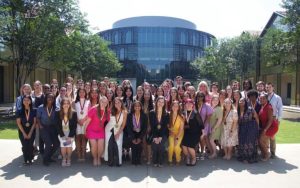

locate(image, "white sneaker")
[[61, 159, 67, 167]]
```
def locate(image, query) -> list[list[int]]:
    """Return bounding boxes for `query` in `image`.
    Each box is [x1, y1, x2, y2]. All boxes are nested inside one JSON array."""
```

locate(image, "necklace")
[[133, 113, 141, 132], [185, 111, 192, 124], [25, 109, 30, 127], [157, 111, 162, 130], [115, 111, 122, 129], [47, 106, 53, 118], [80, 99, 86, 115]]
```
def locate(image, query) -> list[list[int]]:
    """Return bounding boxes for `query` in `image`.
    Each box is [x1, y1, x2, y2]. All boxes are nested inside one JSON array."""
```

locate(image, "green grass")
[[276, 120, 300, 143], [0, 119, 300, 143], [0, 120, 18, 139]]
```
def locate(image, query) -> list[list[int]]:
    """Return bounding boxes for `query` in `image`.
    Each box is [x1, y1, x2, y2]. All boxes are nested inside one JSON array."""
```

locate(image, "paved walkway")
[[0, 140, 299, 188]]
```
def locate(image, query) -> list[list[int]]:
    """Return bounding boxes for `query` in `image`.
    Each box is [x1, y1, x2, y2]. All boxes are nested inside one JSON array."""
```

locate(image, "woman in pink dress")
[[85, 96, 110, 166]]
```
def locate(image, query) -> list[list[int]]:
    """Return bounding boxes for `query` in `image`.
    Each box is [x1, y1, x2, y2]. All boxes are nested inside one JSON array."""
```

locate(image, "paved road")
[[0, 140, 299, 188]]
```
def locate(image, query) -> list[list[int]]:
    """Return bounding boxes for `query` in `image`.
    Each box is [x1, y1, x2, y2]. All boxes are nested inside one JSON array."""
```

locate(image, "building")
[[258, 11, 300, 105], [99, 16, 215, 85], [0, 46, 68, 103]]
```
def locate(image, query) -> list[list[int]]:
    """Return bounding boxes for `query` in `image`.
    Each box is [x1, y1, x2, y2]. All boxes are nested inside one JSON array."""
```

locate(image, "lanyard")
[[47, 107, 53, 118]]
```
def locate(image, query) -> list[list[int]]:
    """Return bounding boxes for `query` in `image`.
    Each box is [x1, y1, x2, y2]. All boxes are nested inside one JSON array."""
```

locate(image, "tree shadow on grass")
[[0, 153, 298, 185]]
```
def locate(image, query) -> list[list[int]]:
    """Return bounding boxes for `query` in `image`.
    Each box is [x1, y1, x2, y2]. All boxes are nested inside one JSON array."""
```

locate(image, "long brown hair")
[[59, 98, 73, 120], [169, 100, 184, 128], [154, 96, 167, 116], [111, 97, 126, 116]]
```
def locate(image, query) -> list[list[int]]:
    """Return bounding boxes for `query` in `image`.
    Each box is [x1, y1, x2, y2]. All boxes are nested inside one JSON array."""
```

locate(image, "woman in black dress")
[[149, 96, 169, 167], [56, 98, 77, 167], [126, 101, 147, 165], [182, 98, 204, 166], [16, 95, 36, 165]]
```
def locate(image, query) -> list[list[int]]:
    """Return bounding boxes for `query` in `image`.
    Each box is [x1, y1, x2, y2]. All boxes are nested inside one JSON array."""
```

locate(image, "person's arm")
[[230, 111, 238, 133], [16, 111, 28, 139], [55, 114, 65, 138], [213, 108, 223, 131], [175, 117, 184, 140], [263, 105, 274, 135], [36, 107, 42, 129], [277, 96, 283, 121], [117, 110, 128, 135], [55, 97, 61, 111], [28, 117, 36, 139], [252, 110, 259, 126]]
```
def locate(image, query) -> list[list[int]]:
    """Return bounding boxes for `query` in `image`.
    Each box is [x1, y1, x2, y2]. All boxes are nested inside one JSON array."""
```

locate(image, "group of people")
[[15, 75, 282, 167]]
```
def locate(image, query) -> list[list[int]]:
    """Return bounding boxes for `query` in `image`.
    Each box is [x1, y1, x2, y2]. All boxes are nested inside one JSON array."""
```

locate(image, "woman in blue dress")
[[237, 97, 259, 163]]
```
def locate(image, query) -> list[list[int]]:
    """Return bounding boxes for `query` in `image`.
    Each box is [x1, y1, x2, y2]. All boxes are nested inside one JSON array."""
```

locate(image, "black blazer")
[[55, 111, 77, 138], [126, 112, 147, 141], [149, 110, 169, 138]]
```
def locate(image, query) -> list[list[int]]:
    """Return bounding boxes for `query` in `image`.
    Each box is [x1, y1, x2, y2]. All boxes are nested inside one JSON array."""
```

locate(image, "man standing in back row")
[[266, 82, 283, 159]]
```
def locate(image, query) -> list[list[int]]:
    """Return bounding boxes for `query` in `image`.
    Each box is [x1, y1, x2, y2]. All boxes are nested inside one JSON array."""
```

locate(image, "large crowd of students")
[[15, 76, 283, 167]]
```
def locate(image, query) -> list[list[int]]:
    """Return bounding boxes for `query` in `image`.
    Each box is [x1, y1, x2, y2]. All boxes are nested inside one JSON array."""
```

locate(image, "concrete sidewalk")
[[0, 140, 299, 188]]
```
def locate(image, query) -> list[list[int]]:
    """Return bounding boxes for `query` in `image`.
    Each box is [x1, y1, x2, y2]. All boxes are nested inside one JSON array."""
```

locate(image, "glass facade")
[[99, 16, 214, 85]]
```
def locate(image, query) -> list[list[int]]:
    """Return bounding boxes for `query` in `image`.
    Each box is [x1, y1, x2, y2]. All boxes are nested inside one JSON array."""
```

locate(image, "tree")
[[0, 0, 87, 95], [260, 28, 295, 68], [64, 31, 122, 81], [281, 0, 300, 105], [192, 33, 258, 86]]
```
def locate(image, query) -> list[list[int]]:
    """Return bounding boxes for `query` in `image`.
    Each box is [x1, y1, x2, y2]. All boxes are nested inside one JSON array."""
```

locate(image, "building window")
[[120, 48, 125, 61], [114, 32, 119, 44], [187, 49, 192, 61], [180, 32, 186, 45], [125, 31, 132, 44], [287, 83, 291, 99]]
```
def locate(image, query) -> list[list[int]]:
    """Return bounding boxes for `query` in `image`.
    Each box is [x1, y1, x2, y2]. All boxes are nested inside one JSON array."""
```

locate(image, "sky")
[[79, 0, 283, 38]]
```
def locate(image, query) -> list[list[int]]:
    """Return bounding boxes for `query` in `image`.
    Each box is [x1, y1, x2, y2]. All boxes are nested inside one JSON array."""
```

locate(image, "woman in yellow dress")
[[168, 100, 184, 165]]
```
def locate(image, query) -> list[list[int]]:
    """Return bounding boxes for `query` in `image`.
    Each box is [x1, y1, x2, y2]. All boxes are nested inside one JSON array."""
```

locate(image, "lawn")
[[0, 119, 299, 143]]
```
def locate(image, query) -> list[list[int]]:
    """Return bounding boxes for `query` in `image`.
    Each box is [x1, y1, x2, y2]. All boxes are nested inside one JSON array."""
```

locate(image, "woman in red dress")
[[258, 93, 278, 161]]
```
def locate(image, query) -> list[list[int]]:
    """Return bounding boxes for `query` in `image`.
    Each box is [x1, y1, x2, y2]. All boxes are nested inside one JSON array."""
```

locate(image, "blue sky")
[[79, 0, 283, 38]]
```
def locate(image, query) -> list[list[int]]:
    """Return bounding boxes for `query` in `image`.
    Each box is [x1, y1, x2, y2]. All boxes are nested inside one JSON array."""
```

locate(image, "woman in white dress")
[[221, 98, 238, 160], [74, 88, 90, 161], [104, 97, 128, 166]]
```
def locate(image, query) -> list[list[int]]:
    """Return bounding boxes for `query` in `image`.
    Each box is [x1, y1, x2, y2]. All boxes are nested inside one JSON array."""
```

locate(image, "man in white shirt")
[[266, 82, 283, 158]]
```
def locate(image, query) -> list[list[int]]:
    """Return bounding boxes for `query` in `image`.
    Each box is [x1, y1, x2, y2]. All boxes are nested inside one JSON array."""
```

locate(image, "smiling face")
[[156, 98, 165, 109], [238, 98, 246, 108], [259, 95, 268, 105], [114, 98, 122, 110], [171, 101, 180, 112], [224, 98, 232, 111], [62, 99, 71, 111], [133, 102, 142, 113], [143, 91, 151, 101], [100, 97, 108, 108], [23, 96, 32, 107], [22, 85, 31, 95], [211, 96, 220, 107], [185, 101, 194, 111]]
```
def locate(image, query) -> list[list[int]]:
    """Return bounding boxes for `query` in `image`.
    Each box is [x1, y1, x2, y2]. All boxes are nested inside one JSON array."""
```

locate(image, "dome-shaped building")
[[99, 16, 215, 84]]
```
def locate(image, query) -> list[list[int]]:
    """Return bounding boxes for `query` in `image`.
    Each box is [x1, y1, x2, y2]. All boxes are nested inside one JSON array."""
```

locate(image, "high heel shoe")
[[190, 158, 197, 166]]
